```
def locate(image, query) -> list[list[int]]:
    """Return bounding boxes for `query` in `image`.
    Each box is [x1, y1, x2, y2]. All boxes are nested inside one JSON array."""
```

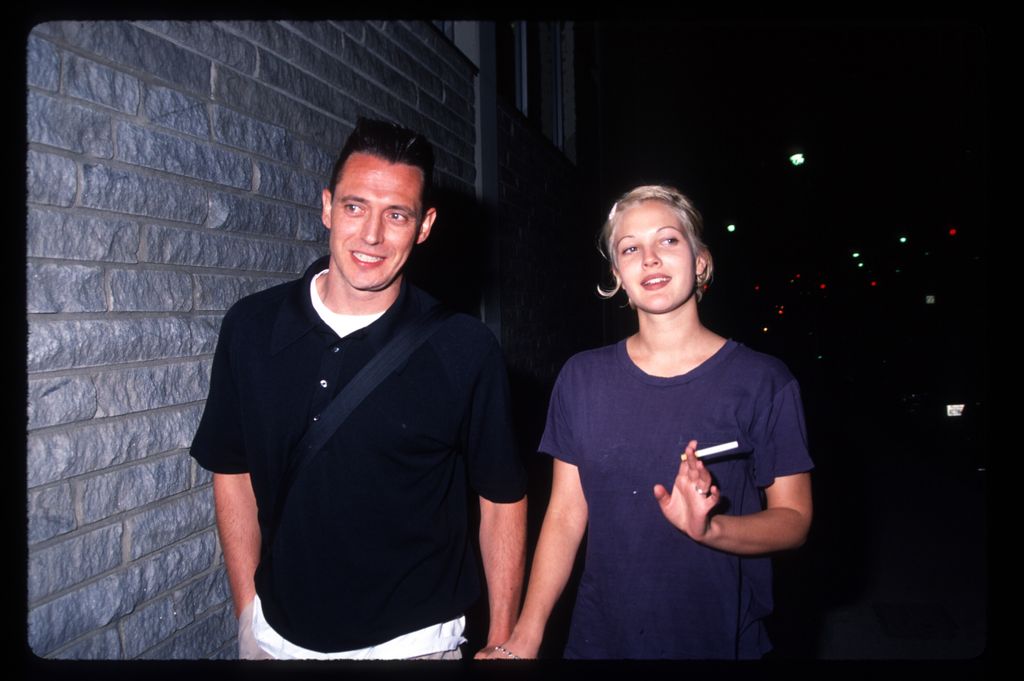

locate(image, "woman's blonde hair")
[[596, 185, 713, 301]]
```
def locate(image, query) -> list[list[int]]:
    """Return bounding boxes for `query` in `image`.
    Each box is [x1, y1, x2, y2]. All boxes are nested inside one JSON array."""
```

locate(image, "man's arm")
[[478, 459, 587, 659], [213, 472, 261, 618], [477, 495, 527, 649]]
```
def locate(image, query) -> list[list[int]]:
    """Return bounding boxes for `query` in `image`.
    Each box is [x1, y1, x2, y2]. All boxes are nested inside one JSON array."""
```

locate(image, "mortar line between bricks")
[[27, 354, 215, 381], [371, 22, 474, 91], [50, 446, 196, 491], [115, 112, 329, 173], [29, 83, 139, 126], [29, 30, 210, 97], [211, 23, 408, 114], [26, 400, 207, 440], [130, 21, 251, 76], [143, 210, 329, 250], [135, 600, 233, 660], [31, 141, 323, 208], [204, 55, 352, 132], [28, 505, 219, 609], [27, 513, 124, 556], [125, 577, 234, 659], [43, 622, 122, 661], [410, 21, 480, 76], [49, 239, 325, 269], [27, 448, 203, 528], [29, 178, 325, 227], [30, 524, 220, 622], [25, 257, 309, 285]]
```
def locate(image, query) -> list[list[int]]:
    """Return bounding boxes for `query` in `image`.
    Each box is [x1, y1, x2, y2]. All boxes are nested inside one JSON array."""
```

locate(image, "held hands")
[[474, 631, 539, 660], [653, 440, 720, 540], [474, 643, 526, 660]]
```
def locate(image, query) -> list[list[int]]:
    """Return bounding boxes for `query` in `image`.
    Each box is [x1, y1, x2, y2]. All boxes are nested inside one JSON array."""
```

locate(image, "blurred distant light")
[[762, 326, 769, 333], [753, 284, 760, 291], [789, 153, 805, 166], [947, 404, 965, 417], [851, 252, 860, 259], [925, 295, 936, 305], [949, 227, 958, 236], [726, 224, 736, 233], [870, 280, 878, 287], [816, 355, 823, 360], [819, 283, 827, 290], [899, 236, 908, 244], [794, 273, 801, 279], [857, 262, 864, 268]]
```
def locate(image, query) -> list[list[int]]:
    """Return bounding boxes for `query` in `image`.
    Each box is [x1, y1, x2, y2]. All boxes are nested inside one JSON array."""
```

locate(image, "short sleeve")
[[190, 309, 249, 474], [464, 341, 527, 502], [752, 378, 813, 488], [537, 363, 578, 465]]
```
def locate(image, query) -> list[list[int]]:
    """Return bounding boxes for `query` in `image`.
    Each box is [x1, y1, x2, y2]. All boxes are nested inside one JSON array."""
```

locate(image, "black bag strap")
[[263, 303, 454, 554]]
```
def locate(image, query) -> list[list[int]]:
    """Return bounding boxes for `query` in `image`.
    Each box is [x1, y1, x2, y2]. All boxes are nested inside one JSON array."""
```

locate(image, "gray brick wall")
[[27, 20, 478, 659]]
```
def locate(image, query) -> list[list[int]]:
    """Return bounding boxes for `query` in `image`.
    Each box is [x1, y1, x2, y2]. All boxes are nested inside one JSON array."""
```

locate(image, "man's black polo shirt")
[[190, 256, 527, 653]]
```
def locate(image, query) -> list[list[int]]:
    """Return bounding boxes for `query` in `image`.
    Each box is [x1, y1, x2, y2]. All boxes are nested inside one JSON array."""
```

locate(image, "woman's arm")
[[478, 458, 588, 659], [702, 472, 812, 554], [655, 440, 812, 555]]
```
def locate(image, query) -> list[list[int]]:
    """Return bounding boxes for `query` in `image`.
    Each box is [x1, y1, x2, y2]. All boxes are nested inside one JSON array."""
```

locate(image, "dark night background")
[[574, 18, 988, 663], [479, 18, 989, 666]]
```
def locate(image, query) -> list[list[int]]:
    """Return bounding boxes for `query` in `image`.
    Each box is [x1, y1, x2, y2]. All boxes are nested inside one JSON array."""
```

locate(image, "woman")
[[482, 185, 813, 659]]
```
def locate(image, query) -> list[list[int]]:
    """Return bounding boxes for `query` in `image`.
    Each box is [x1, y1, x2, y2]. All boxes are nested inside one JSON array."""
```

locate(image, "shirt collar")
[[269, 256, 418, 356]]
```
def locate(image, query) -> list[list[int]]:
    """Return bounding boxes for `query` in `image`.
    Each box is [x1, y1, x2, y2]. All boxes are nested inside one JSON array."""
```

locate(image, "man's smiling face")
[[319, 151, 436, 314]]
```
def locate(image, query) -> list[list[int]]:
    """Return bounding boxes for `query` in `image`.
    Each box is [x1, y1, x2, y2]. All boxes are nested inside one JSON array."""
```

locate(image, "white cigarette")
[[684, 441, 740, 460]]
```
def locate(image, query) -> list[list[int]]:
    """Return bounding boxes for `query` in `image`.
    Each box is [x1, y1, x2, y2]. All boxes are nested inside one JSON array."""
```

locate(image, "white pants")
[[236, 598, 464, 660], [237, 600, 274, 660]]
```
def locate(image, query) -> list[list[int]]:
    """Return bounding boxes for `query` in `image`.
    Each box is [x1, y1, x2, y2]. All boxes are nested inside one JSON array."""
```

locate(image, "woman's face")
[[612, 200, 705, 315]]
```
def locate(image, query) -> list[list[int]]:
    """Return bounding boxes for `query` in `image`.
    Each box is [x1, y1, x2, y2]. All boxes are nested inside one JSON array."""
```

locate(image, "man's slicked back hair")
[[327, 117, 435, 210]]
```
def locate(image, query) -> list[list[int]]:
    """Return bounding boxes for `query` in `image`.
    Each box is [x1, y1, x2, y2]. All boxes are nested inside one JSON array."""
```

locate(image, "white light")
[[925, 295, 936, 305], [726, 224, 736, 233], [946, 404, 965, 417], [790, 153, 805, 166]]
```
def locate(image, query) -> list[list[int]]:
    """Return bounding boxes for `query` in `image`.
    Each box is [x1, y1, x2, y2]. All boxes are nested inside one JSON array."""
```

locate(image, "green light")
[[852, 252, 860, 259], [789, 153, 805, 166], [857, 262, 864, 268], [726, 224, 736, 233]]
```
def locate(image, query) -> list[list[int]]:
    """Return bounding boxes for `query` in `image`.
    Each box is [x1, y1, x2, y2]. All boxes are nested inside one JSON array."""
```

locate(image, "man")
[[190, 117, 527, 660]]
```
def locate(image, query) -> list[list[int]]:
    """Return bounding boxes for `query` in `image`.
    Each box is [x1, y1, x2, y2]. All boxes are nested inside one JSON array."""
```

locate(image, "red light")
[[754, 284, 760, 291], [870, 281, 878, 287], [949, 228, 957, 236], [819, 283, 826, 290], [795, 273, 802, 279]]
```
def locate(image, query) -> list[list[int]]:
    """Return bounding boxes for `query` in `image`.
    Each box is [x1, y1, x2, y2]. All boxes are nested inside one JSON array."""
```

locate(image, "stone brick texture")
[[26, 20, 479, 659]]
